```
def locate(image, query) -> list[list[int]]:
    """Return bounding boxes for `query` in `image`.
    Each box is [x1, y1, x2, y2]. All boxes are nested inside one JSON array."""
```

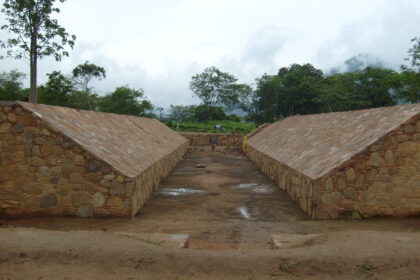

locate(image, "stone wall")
[[246, 146, 319, 219], [246, 117, 420, 219], [131, 141, 188, 216], [0, 102, 187, 217], [179, 132, 244, 147], [316, 117, 420, 219]]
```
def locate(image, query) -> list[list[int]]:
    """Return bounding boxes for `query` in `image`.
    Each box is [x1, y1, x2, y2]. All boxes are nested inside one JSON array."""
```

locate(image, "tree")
[[189, 66, 237, 123], [38, 70, 73, 106], [1, 0, 76, 103], [399, 37, 420, 103], [193, 105, 226, 122], [231, 83, 260, 124], [71, 61, 105, 110], [168, 105, 196, 122], [0, 70, 26, 101], [98, 86, 153, 117]]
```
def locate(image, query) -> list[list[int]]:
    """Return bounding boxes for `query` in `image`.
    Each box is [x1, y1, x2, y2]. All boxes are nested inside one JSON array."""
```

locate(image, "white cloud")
[[0, 0, 419, 108]]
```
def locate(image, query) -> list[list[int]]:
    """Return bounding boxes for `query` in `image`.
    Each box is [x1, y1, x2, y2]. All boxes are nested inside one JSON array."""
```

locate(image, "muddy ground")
[[1, 148, 419, 280]]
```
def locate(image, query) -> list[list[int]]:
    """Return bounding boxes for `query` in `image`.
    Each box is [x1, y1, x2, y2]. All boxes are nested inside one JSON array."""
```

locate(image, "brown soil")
[[1, 147, 420, 279]]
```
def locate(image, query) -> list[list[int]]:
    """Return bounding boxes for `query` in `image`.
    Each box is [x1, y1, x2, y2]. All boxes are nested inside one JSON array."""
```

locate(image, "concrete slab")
[[113, 232, 189, 248], [271, 233, 322, 249]]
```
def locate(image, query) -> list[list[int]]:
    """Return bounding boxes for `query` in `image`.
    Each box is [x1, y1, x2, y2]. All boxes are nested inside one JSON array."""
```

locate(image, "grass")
[[165, 120, 257, 134]]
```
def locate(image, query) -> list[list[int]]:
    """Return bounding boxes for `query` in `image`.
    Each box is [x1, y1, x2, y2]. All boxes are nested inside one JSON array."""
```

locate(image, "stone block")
[[39, 194, 57, 208], [77, 205, 93, 217], [93, 192, 105, 207], [0, 122, 12, 133], [343, 188, 356, 199]]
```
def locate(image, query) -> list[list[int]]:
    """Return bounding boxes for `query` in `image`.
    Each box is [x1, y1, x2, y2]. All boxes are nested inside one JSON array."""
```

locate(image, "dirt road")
[[1, 148, 419, 279]]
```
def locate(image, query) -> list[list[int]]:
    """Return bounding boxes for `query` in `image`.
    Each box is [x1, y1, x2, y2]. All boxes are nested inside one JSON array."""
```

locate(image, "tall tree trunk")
[[29, 35, 38, 104]]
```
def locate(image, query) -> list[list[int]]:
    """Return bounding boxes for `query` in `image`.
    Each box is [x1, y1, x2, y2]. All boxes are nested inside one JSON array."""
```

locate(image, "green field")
[[165, 121, 256, 134]]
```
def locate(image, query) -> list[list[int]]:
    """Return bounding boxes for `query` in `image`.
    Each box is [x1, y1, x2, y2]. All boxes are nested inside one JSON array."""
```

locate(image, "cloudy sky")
[[1, 0, 419, 108]]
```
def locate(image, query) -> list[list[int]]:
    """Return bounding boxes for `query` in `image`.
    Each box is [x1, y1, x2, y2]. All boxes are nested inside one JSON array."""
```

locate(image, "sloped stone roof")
[[247, 104, 420, 180], [18, 102, 188, 178]]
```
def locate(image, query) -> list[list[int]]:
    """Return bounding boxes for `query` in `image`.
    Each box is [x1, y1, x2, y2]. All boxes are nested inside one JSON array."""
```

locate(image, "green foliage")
[[169, 105, 196, 122], [0, 70, 26, 101], [98, 86, 154, 117], [255, 63, 324, 122], [189, 66, 238, 122], [72, 61, 106, 92], [1, 0, 76, 103], [38, 70, 73, 106], [193, 105, 226, 122], [166, 120, 256, 134]]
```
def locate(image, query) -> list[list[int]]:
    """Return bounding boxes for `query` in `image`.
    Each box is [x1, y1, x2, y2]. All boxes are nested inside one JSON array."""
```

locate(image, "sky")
[[1, 0, 420, 108]]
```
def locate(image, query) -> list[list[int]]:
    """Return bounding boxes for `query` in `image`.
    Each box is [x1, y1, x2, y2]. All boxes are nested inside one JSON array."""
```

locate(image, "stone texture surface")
[[247, 104, 420, 179], [179, 132, 243, 147], [246, 104, 420, 219], [0, 101, 188, 217]]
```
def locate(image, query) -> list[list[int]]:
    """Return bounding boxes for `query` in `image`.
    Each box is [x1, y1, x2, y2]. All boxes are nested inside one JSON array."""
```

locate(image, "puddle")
[[233, 183, 259, 190], [238, 206, 251, 220], [158, 187, 207, 196], [253, 185, 275, 194], [232, 183, 274, 194], [172, 169, 206, 175]]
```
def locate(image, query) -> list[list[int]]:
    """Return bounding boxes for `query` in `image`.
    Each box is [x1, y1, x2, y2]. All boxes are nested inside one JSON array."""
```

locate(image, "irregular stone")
[[104, 174, 115, 181], [338, 177, 346, 191], [416, 121, 420, 133], [50, 177, 59, 184], [345, 168, 356, 183], [85, 172, 102, 182], [69, 173, 84, 184], [396, 135, 410, 143], [93, 192, 105, 207], [369, 182, 392, 194], [34, 137, 46, 145], [72, 184, 82, 191], [106, 196, 124, 211], [321, 192, 343, 206], [385, 149, 393, 166], [369, 153, 383, 167], [366, 169, 378, 182], [343, 188, 357, 199], [7, 113, 16, 122], [77, 206, 93, 218], [110, 181, 124, 195], [0, 122, 12, 133], [31, 157, 45, 167], [71, 192, 91, 206], [403, 125, 415, 134], [38, 166, 50, 176], [41, 129, 51, 136], [100, 179, 111, 187], [413, 134, 420, 142], [40, 145, 50, 157], [12, 123, 24, 134], [32, 146, 41, 157], [26, 126, 40, 134], [384, 136, 397, 149], [125, 182, 135, 196], [58, 177, 70, 185], [355, 175, 364, 186], [370, 144, 382, 152], [86, 161, 99, 172], [24, 133, 33, 144], [39, 194, 57, 208], [116, 176, 124, 183], [324, 177, 333, 191], [50, 166, 62, 177], [23, 183, 43, 195], [398, 142, 416, 153], [50, 145, 64, 155], [74, 155, 85, 165]]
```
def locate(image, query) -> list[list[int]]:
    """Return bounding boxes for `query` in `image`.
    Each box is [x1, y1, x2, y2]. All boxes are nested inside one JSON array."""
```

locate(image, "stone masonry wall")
[[246, 146, 319, 218], [131, 141, 188, 216], [0, 103, 187, 217], [317, 117, 420, 219], [246, 117, 420, 219], [180, 132, 244, 147]]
